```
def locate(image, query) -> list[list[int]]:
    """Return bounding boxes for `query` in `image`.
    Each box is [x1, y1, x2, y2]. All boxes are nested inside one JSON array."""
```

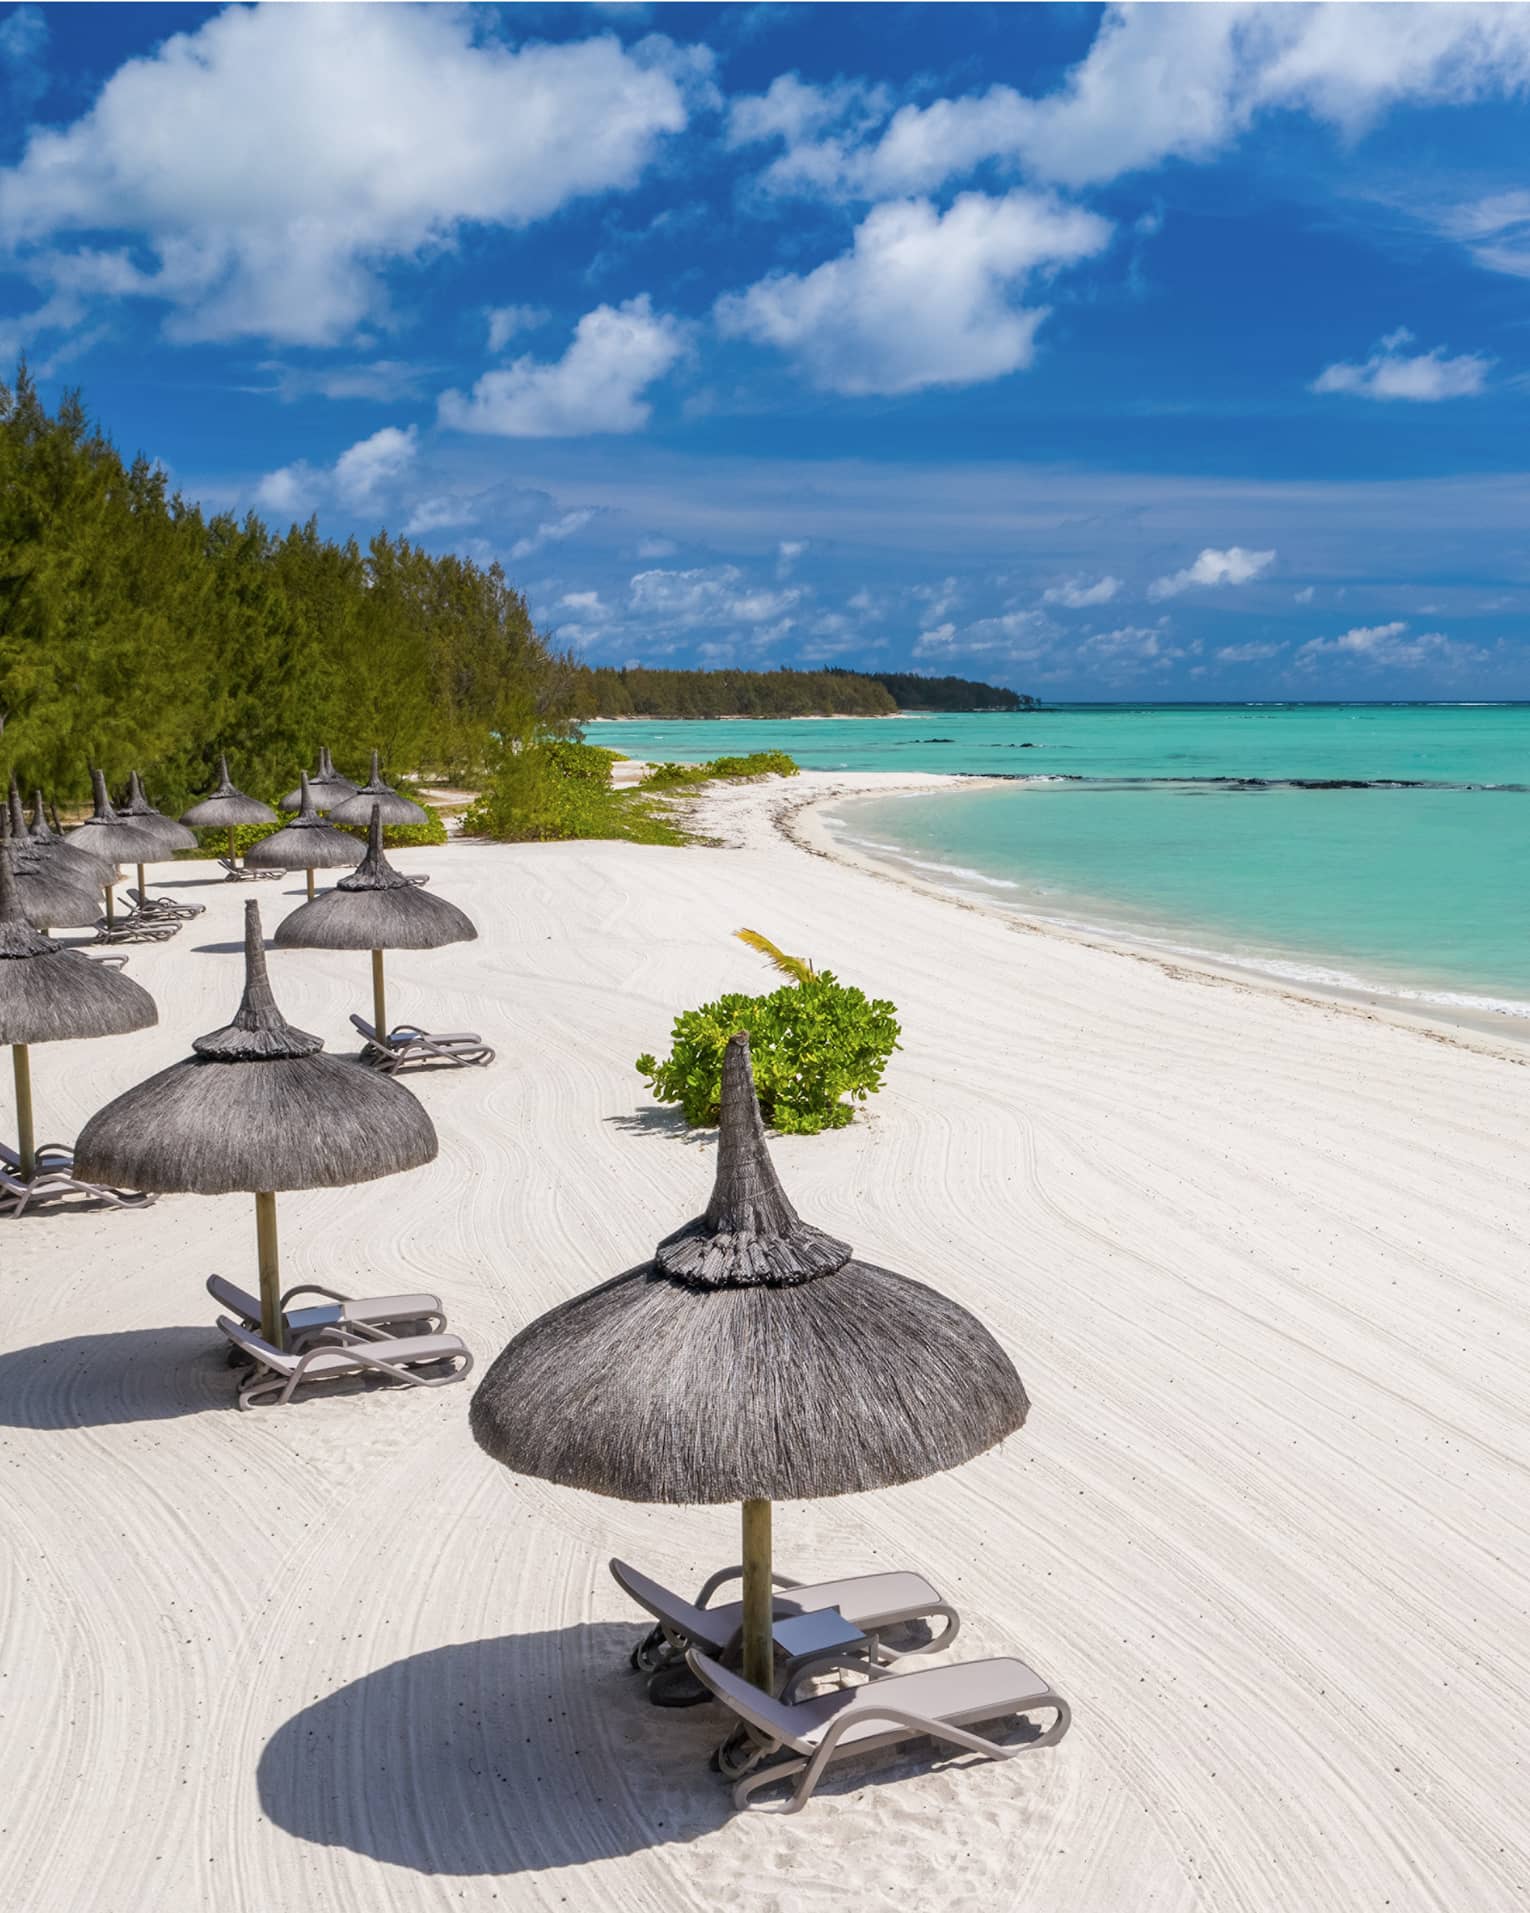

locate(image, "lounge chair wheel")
[[630, 1628, 667, 1673], [713, 1726, 768, 1780]]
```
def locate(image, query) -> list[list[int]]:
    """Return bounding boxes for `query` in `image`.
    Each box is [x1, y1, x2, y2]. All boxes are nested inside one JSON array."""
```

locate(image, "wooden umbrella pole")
[[741, 1497, 774, 1692], [104, 879, 116, 930], [136, 862, 147, 900], [305, 868, 315, 900], [13, 1044, 35, 1180], [371, 948, 387, 1041], [227, 824, 237, 869], [255, 1190, 282, 1348]]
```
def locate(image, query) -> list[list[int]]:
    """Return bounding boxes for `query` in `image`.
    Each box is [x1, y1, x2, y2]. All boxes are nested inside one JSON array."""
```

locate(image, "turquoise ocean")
[[592, 706, 1530, 1024]]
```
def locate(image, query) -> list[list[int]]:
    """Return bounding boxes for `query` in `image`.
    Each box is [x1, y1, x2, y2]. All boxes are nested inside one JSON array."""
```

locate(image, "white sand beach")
[[3, 767, 1529, 1912]]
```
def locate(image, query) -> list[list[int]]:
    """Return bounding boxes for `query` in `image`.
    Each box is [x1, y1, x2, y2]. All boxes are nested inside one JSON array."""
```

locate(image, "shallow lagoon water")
[[595, 706, 1530, 1017]]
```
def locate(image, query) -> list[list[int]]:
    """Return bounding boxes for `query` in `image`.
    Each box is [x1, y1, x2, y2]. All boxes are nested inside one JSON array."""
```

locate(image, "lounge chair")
[[688, 1648, 1071, 1813], [126, 887, 206, 920], [217, 858, 283, 882], [610, 1556, 959, 1676], [94, 909, 179, 944], [350, 1013, 495, 1073], [207, 1272, 447, 1347], [215, 1314, 472, 1409], [1, 1144, 156, 1218], [89, 951, 131, 969]]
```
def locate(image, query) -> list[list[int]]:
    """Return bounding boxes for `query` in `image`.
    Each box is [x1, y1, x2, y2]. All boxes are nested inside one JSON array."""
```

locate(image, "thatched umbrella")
[[66, 771, 164, 930], [470, 1032, 1029, 1694], [0, 815, 99, 931], [280, 746, 357, 813], [118, 771, 197, 900], [275, 806, 475, 1044], [0, 839, 157, 1180], [244, 773, 361, 900], [180, 755, 277, 876], [74, 899, 438, 1346], [19, 785, 115, 886], [325, 751, 428, 829]]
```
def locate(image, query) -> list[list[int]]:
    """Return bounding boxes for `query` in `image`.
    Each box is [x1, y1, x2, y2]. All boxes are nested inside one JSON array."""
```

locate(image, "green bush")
[[461, 741, 686, 845], [636, 972, 900, 1133], [641, 750, 798, 789]]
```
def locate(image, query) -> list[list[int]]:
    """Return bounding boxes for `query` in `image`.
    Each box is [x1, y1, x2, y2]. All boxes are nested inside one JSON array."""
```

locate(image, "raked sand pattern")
[[2, 769, 1529, 1911]]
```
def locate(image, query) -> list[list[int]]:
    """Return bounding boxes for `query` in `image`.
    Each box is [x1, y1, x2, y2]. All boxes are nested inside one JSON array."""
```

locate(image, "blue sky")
[[5, 2, 1530, 698]]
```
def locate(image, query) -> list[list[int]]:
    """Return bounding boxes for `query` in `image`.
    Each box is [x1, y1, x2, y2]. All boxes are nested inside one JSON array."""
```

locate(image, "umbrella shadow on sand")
[[257, 1622, 735, 1875], [0, 1326, 232, 1427]]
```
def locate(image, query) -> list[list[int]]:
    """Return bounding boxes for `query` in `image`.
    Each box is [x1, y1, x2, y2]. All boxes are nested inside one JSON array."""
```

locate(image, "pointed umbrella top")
[[20, 786, 114, 880], [469, 1030, 1029, 1505], [326, 750, 429, 828], [74, 897, 437, 1194], [656, 1034, 852, 1289], [181, 755, 278, 829], [274, 807, 476, 952], [118, 771, 198, 853], [0, 832, 158, 1043], [194, 901, 324, 1061], [244, 772, 362, 871], [280, 746, 358, 813], [66, 769, 164, 862]]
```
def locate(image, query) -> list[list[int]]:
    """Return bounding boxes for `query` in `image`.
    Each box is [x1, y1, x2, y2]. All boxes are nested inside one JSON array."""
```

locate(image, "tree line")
[[0, 367, 568, 813], [567, 666, 1035, 718]]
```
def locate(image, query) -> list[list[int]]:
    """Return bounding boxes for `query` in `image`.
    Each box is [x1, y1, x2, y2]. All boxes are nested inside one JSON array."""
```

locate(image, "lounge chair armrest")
[[279, 1282, 349, 1306], [695, 1565, 802, 1606]]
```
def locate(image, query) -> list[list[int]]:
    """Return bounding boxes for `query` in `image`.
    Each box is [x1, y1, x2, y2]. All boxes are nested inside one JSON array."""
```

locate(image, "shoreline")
[[772, 770, 1530, 1060]]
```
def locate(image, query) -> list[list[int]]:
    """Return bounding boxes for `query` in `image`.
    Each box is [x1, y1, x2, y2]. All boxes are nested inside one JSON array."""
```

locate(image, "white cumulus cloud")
[[1296, 620, 1485, 670], [729, 5, 1530, 200], [254, 424, 417, 521], [715, 191, 1111, 396], [1148, 546, 1275, 601], [0, 7, 692, 344], [509, 508, 595, 562], [439, 297, 686, 436], [1042, 573, 1121, 608], [1217, 641, 1285, 664], [1313, 328, 1490, 401]]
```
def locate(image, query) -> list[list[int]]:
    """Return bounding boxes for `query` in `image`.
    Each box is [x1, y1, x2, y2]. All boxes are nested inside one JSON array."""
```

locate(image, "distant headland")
[[570, 665, 1036, 719]]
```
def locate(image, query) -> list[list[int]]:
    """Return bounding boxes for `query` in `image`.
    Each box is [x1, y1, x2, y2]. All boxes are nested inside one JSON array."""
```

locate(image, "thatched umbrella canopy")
[[118, 770, 198, 898], [75, 899, 437, 1345], [65, 771, 164, 928], [18, 785, 115, 885], [275, 807, 475, 1041], [181, 755, 278, 871], [0, 840, 157, 1179], [326, 751, 428, 828], [470, 1031, 1029, 1692], [0, 817, 99, 931], [244, 773, 362, 899], [280, 746, 357, 813]]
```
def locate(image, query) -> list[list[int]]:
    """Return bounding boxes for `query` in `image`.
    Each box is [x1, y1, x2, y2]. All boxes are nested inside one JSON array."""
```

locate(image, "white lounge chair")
[[215, 1314, 472, 1409], [217, 858, 283, 882], [350, 1013, 495, 1073], [1, 1140, 155, 1218], [688, 1648, 1071, 1813], [94, 909, 179, 944], [126, 887, 206, 920], [611, 1556, 959, 1674], [207, 1272, 447, 1348]]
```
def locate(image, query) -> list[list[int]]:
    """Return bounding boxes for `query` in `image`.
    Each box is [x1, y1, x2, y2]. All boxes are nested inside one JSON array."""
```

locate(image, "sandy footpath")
[[2, 767, 1528, 1912]]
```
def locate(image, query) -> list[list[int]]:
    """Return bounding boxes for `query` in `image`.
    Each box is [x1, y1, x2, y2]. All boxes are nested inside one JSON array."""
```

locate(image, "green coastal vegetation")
[[568, 664, 1034, 718]]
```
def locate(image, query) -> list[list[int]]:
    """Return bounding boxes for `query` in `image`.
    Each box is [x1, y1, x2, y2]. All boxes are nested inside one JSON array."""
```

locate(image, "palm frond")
[[735, 927, 815, 984]]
